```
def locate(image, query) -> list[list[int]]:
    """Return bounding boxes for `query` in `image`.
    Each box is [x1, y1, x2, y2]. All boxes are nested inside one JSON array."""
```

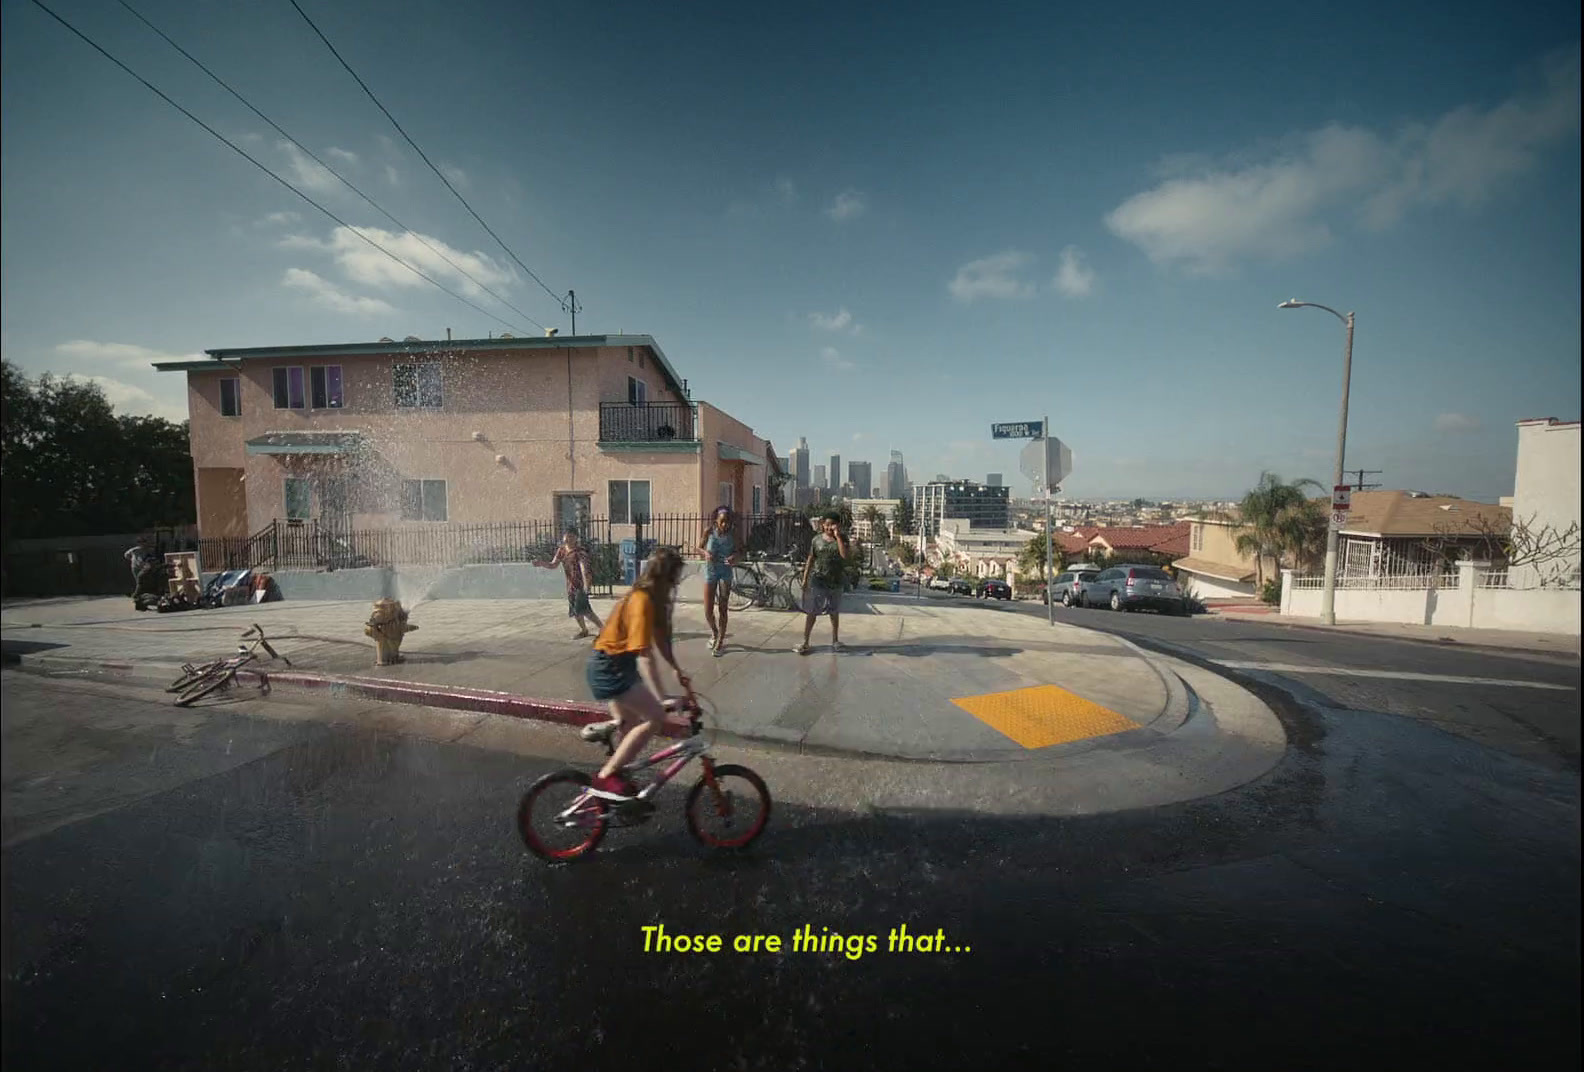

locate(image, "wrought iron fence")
[[598, 401, 698, 442], [633, 512, 815, 561], [197, 517, 620, 592]]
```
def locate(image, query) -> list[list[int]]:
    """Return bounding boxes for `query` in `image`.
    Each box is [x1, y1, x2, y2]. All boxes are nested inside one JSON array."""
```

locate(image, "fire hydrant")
[[365, 598, 417, 666]]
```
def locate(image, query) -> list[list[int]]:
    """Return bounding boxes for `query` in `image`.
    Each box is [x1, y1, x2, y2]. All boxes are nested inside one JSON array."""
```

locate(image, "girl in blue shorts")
[[697, 506, 739, 656]]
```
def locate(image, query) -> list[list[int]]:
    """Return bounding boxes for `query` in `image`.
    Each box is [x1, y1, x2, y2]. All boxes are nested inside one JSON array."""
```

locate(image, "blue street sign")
[[991, 421, 1044, 439]]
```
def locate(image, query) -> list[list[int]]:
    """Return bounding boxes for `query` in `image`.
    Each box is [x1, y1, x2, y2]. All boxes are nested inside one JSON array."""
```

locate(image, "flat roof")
[[154, 334, 687, 397]]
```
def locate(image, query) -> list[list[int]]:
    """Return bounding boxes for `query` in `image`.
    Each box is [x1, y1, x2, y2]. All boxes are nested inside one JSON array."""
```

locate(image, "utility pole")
[[1044, 416, 1054, 629], [562, 290, 581, 335], [1348, 468, 1383, 491]]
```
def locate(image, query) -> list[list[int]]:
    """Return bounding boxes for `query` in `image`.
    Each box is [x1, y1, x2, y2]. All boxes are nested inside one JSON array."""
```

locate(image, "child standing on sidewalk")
[[795, 511, 851, 654], [698, 506, 739, 656], [536, 529, 603, 638]]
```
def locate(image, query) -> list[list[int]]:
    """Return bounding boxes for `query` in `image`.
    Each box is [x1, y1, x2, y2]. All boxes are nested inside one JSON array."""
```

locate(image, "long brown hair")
[[632, 546, 685, 642]]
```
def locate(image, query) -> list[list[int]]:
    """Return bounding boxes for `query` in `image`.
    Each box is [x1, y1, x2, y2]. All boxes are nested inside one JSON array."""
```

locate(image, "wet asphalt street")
[[3, 606, 1580, 1070]]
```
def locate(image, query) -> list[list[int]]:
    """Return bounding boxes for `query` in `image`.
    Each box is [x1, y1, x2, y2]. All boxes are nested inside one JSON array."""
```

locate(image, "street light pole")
[[1279, 299, 1355, 626]]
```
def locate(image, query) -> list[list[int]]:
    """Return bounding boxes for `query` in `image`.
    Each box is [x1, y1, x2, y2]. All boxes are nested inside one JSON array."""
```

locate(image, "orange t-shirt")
[[593, 590, 657, 655]]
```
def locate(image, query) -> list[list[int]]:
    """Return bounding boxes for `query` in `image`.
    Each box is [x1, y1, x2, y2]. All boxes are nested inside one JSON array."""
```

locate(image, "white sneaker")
[[793, 643, 810, 655]]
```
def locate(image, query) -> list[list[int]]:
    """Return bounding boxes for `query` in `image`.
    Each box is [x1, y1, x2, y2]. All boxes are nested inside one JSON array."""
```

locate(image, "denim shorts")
[[704, 563, 734, 586], [586, 650, 640, 701], [567, 588, 594, 617]]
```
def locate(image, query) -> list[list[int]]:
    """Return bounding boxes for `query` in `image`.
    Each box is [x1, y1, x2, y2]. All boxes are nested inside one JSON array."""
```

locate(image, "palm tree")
[[861, 504, 882, 540], [1232, 471, 1325, 588]]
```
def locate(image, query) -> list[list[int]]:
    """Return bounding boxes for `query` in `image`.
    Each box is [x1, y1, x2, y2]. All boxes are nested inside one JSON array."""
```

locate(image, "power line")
[[27, 0, 535, 337], [115, 0, 549, 334], [286, 0, 572, 315]]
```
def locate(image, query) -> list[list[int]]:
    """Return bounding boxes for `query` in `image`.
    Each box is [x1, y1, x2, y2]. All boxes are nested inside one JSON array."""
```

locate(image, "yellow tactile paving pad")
[[951, 685, 1141, 749]]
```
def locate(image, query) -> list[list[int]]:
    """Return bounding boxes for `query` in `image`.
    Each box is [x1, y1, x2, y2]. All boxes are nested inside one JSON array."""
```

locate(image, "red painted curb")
[[238, 669, 691, 738]]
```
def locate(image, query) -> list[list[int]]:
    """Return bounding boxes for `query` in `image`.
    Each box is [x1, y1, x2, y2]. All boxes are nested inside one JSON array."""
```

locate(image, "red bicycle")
[[517, 693, 771, 861]]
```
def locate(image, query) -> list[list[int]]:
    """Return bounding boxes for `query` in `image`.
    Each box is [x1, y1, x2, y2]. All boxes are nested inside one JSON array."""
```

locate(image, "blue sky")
[[2, 0, 1578, 501]]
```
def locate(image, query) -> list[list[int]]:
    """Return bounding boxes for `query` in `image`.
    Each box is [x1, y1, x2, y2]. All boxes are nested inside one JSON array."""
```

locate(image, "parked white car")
[[928, 576, 953, 590]]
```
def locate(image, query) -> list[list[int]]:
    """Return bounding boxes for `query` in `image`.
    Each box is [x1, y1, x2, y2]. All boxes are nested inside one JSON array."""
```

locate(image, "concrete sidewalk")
[[1207, 605, 1581, 659], [6, 592, 1194, 763]]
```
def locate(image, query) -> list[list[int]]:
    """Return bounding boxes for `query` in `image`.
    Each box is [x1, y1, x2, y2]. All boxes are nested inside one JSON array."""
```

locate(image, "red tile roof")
[[1085, 523, 1191, 558]]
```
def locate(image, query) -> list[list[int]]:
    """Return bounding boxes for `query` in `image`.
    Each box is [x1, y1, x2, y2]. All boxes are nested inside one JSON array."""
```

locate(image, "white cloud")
[[384, 164, 400, 186], [257, 210, 301, 228], [1107, 44, 1580, 273], [851, 432, 865, 442], [326, 146, 359, 166], [440, 163, 470, 190], [826, 189, 867, 221], [81, 375, 188, 422], [281, 225, 515, 297], [820, 346, 855, 371], [1434, 412, 1482, 432], [277, 140, 341, 195], [54, 339, 205, 371], [809, 306, 862, 334], [282, 268, 396, 315], [948, 250, 1037, 302], [1052, 245, 1096, 298], [774, 176, 798, 203]]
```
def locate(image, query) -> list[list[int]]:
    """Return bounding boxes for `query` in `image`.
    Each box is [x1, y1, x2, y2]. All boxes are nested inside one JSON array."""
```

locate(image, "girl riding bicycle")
[[584, 546, 692, 800], [697, 506, 739, 656]]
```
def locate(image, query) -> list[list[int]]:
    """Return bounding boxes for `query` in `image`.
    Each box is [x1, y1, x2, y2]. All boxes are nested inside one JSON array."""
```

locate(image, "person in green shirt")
[[794, 511, 851, 654]]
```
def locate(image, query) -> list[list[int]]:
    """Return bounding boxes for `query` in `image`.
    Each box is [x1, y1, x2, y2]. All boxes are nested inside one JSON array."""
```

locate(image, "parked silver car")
[[1046, 569, 1100, 607], [1082, 565, 1187, 614]]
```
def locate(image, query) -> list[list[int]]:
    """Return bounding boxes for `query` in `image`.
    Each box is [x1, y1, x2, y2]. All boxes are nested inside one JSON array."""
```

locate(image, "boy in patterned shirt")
[[536, 529, 603, 638]]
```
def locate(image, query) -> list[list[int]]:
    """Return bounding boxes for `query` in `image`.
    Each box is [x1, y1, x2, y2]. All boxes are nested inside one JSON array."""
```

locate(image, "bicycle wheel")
[[727, 566, 760, 611], [167, 659, 226, 693], [685, 763, 771, 849], [174, 666, 238, 707], [518, 770, 609, 861]]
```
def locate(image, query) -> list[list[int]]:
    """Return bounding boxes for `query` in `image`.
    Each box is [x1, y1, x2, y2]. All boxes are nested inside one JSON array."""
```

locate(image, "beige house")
[[156, 334, 771, 542], [1173, 515, 1260, 599]]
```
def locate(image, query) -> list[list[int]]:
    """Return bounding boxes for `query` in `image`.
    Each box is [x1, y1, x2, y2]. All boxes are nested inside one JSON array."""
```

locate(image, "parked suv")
[[977, 578, 1011, 600], [1083, 565, 1186, 614], [947, 578, 975, 596], [1047, 569, 1100, 607]]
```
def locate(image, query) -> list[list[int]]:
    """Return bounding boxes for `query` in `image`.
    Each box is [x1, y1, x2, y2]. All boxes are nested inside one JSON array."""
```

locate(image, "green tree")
[[889, 541, 916, 566], [1229, 471, 1326, 588], [892, 496, 915, 537], [1017, 532, 1063, 586], [1, 360, 194, 543]]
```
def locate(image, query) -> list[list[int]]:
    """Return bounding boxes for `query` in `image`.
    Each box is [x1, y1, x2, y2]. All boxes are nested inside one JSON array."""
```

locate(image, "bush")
[[1177, 579, 1207, 615], [1260, 578, 1282, 605]]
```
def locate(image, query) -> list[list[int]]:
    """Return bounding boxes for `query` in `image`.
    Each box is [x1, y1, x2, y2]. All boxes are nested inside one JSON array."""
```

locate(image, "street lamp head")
[[1278, 299, 1303, 309]]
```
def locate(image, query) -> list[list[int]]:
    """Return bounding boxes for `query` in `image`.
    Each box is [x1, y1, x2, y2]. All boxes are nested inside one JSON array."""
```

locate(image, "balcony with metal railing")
[[597, 401, 701, 451]]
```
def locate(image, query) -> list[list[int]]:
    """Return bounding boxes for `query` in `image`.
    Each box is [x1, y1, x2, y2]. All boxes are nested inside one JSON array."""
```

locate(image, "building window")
[[638, 351, 646, 370], [284, 477, 312, 520], [1191, 524, 1203, 551], [752, 485, 762, 515], [400, 479, 448, 522], [394, 364, 443, 408], [608, 479, 652, 524], [719, 482, 734, 509], [627, 346, 634, 363], [272, 367, 305, 409], [627, 376, 647, 404], [220, 377, 241, 417], [311, 366, 344, 409]]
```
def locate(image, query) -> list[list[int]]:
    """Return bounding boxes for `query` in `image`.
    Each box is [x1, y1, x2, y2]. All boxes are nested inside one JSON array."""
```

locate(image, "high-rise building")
[[792, 438, 810, 489], [828, 454, 841, 493], [987, 473, 1003, 487], [886, 450, 907, 500], [813, 464, 827, 490], [913, 480, 1011, 535], [848, 461, 873, 501]]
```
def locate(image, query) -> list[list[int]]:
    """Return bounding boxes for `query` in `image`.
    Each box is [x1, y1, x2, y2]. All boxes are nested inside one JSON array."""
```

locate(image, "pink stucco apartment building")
[[155, 334, 777, 543]]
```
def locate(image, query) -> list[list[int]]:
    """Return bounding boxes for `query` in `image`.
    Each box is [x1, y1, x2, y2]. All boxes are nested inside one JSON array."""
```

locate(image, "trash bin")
[[620, 538, 657, 585]]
